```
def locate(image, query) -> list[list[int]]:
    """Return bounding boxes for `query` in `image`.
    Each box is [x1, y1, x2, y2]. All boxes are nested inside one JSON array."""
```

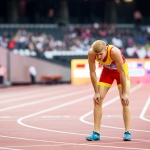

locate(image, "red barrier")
[[41, 75, 62, 84]]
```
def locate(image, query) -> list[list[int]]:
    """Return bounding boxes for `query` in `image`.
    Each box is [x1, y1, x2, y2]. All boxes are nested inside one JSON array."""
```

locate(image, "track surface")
[[0, 83, 150, 150]]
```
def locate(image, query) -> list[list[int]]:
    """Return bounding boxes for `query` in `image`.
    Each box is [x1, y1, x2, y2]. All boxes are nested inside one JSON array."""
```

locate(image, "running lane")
[[0, 84, 149, 150]]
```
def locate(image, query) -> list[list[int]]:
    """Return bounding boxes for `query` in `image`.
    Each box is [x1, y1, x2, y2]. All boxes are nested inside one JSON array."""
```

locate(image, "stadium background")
[[0, 1, 150, 150], [0, 0, 150, 85]]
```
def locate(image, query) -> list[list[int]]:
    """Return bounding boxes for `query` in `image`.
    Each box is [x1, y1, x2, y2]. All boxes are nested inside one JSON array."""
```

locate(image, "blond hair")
[[92, 40, 106, 53]]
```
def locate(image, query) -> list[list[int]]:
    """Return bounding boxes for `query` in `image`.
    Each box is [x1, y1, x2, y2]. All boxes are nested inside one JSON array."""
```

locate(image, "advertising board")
[[71, 59, 150, 85]]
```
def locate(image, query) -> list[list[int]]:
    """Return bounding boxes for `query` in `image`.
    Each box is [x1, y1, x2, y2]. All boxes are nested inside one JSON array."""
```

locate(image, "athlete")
[[86, 40, 131, 141]]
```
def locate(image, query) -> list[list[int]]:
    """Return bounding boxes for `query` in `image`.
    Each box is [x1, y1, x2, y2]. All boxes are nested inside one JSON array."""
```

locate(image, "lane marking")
[[17, 95, 93, 122], [0, 135, 150, 150], [0, 147, 21, 150], [7, 143, 150, 149], [140, 95, 150, 122], [16, 84, 150, 140], [41, 116, 70, 118], [0, 88, 93, 112], [17, 87, 117, 124], [80, 84, 150, 132], [0, 116, 12, 118], [1, 134, 150, 143], [8, 144, 73, 148], [0, 85, 57, 96], [2, 84, 149, 149], [0, 86, 89, 104]]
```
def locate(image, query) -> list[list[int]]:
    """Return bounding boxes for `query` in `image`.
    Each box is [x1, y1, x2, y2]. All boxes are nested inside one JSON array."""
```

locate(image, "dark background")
[[0, 0, 149, 24]]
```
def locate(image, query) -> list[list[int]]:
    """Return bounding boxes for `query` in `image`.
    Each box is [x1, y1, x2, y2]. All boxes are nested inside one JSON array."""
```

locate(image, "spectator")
[[8, 38, 16, 50], [112, 37, 123, 49], [0, 64, 6, 87], [125, 46, 137, 58], [29, 65, 37, 84], [145, 44, 150, 58], [135, 44, 147, 59], [134, 10, 142, 30], [0, 24, 150, 59]]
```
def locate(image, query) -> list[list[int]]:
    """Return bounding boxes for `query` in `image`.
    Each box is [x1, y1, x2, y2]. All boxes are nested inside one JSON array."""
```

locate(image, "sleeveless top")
[[95, 45, 125, 70]]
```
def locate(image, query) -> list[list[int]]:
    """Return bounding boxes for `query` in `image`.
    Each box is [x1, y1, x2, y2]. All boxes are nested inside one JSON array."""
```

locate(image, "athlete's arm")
[[111, 47, 127, 94], [88, 50, 99, 93]]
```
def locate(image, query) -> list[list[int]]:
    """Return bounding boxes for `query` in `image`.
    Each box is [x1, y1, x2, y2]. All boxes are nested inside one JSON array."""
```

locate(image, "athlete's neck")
[[102, 46, 108, 62]]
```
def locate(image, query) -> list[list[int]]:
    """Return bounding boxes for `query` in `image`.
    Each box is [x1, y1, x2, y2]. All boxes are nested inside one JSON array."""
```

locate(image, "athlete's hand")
[[121, 93, 129, 106], [93, 92, 100, 104]]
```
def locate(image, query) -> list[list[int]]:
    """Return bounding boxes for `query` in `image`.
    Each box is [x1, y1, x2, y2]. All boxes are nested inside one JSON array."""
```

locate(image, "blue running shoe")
[[86, 131, 100, 141], [123, 131, 131, 141]]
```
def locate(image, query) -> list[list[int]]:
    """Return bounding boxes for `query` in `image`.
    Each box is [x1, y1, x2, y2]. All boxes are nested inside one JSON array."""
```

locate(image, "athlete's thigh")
[[98, 68, 114, 88], [98, 85, 110, 100], [118, 86, 130, 96], [118, 86, 130, 105], [116, 62, 130, 88]]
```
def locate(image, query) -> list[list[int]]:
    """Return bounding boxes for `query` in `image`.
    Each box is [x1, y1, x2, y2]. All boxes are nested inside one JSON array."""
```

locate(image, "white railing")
[[12, 49, 88, 59]]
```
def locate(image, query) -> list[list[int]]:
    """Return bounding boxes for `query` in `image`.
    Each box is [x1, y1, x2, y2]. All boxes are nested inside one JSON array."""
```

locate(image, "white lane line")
[[140, 95, 150, 122], [9, 144, 71, 148], [1, 135, 150, 150], [7, 143, 150, 149], [0, 85, 89, 104], [0, 85, 55, 96], [0, 87, 57, 102], [17, 87, 116, 134], [16, 84, 150, 140], [0, 147, 21, 150], [41, 116, 70, 118], [0, 133, 150, 149], [0, 88, 93, 112], [80, 84, 150, 132], [6, 84, 148, 149], [1, 134, 150, 142], [0, 116, 12, 118], [2, 139, 150, 150], [17, 87, 116, 125], [0, 85, 91, 95], [17, 94, 93, 123], [0, 86, 45, 94]]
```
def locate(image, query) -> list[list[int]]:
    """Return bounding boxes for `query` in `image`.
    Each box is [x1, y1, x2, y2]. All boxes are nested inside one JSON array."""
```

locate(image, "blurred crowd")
[[0, 23, 150, 59]]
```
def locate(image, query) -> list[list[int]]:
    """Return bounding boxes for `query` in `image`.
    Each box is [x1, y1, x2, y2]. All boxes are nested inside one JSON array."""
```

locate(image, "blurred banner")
[[71, 59, 150, 85]]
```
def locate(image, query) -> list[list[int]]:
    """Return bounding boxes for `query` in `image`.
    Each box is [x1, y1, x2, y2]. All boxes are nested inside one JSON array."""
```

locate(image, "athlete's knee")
[[94, 99, 103, 107], [98, 98, 104, 106], [100, 93, 105, 101], [121, 100, 129, 106], [95, 103, 102, 108]]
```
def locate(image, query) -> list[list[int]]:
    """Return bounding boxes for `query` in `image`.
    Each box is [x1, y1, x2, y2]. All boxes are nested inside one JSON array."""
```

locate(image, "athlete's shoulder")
[[88, 48, 94, 54], [111, 46, 121, 55], [88, 48, 95, 56], [111, 46, 124, 62], [88, 49, 96, 62]]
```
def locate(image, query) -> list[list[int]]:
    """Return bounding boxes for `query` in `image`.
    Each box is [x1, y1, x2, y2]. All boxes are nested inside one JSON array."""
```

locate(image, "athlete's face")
[[95, 50, 107, 61]]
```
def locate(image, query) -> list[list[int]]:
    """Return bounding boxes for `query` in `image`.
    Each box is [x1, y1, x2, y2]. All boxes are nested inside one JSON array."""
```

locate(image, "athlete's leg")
[[94, 68, 114, 133], [94, 85, 110, 133], [86, 68, 113, 141], [118, 86, 131, 132]]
